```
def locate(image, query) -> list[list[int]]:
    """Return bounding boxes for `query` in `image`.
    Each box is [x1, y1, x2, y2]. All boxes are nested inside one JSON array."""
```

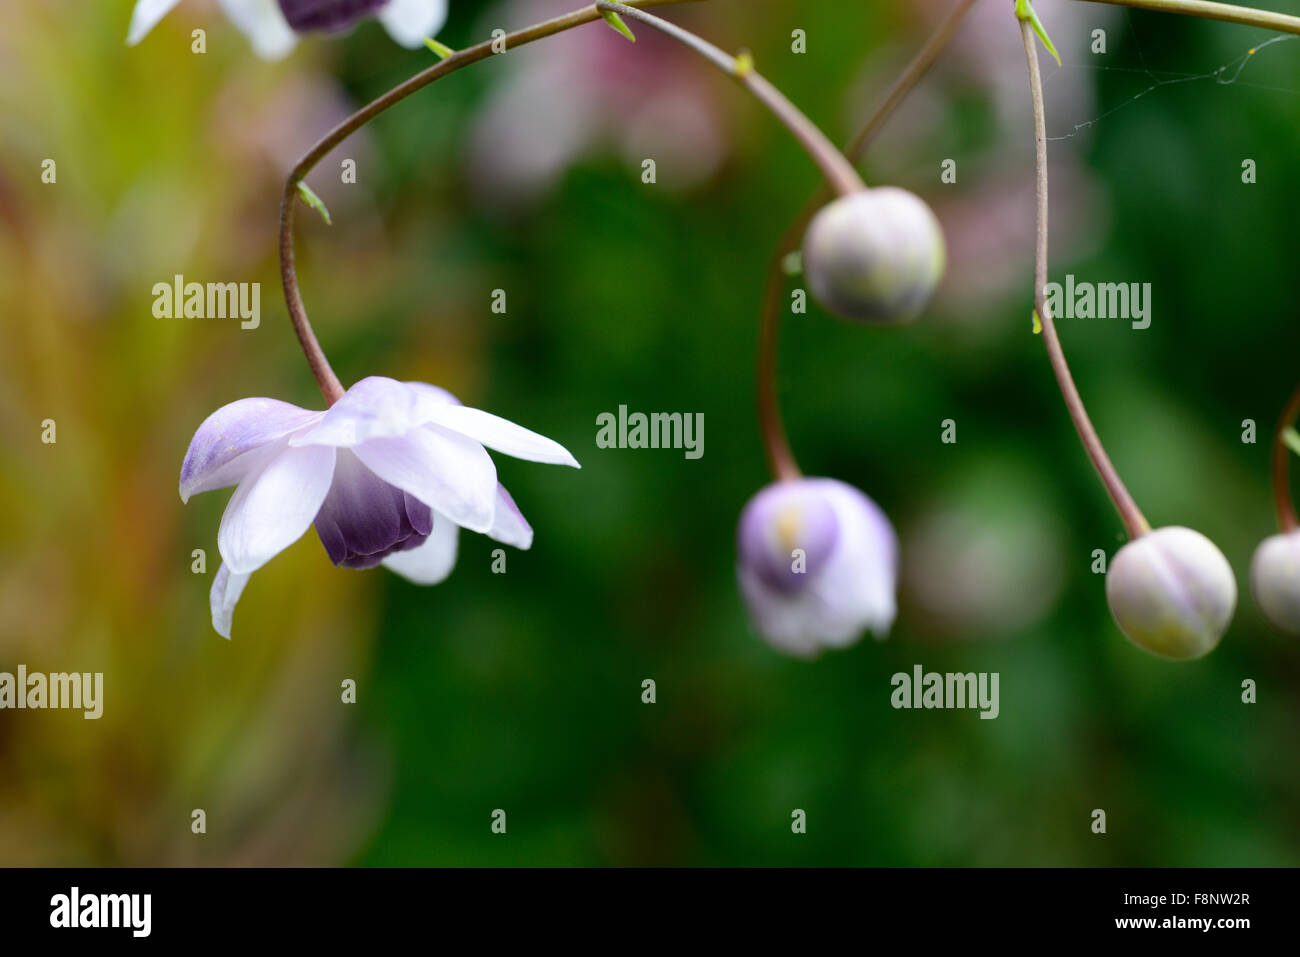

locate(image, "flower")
[[127, 0, 448, 60], [1105, 526, 1237, 660], [181, 376, 579, 637], [1250, 529, 1300, 636], [736, 478, 897, 658]]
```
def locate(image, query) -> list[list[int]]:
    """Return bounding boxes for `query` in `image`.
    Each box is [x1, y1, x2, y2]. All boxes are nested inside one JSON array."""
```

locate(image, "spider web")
[[1043, 11, 1300, 142]]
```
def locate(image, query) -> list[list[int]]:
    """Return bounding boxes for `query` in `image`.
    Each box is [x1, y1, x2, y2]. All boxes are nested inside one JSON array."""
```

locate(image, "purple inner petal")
[[277, 0, 388, 34], [314, 450, 430, 569], [738, 482, 841, 594]]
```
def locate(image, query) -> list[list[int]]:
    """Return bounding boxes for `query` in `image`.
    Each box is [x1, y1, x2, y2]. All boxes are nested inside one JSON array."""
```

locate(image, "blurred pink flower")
[[466, 0, 730, 205]]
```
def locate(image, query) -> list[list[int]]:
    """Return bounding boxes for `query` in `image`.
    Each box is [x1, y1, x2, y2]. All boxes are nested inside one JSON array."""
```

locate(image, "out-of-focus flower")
[[1250, 529, 1300, 635], [736, 478, 897, 658], [126, 0, 448, 59], [181, 376, 579, 637], [1105, 526, 1236, 660], [466, 0, 729, 205], [802, 187, 946, 323]]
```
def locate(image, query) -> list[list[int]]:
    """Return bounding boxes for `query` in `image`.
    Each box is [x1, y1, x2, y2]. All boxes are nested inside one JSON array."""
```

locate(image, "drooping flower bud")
[[801, 187, 945, 323], [1250, 529, 1300, 635], [736, 478, 897, 658], [1104, 526, 1236, 660]]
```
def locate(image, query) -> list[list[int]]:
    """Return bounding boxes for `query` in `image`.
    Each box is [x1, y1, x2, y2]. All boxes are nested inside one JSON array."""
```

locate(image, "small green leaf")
[[1032, 309, 1043, 334], [1015, 0, 1061, 67], [296, 181, 332, 225], [424, 37, 455, 59], [600, 11, 636, 43], [1284, 426, 1300, 458]]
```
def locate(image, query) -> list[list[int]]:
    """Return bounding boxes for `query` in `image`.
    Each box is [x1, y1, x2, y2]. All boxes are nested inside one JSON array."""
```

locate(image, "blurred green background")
[[1, 0, 1298, 866]]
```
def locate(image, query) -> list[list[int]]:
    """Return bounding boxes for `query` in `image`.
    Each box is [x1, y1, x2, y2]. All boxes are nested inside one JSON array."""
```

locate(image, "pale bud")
[[1249, 529, 1300, 635], [1104, 526, 1236, 660], [801, 187, 945, 323]]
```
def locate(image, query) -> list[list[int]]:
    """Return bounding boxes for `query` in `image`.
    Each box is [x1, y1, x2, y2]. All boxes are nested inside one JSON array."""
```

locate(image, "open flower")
[[127, 0, 448, 59], [736, 478, 897, 658], [181, 376, 579, 638]]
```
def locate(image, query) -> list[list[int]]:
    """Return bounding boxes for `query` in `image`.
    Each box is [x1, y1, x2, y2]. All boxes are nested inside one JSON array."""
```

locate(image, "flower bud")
[[801, 187, 945, 323], [1104, 526, 1236, 660], [736, 478, 897, 658], [1250, 529, 1300, 635]]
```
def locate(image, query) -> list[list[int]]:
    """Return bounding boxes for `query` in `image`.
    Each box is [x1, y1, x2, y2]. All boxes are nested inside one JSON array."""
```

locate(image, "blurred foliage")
[[0, 0, 1298, 866]]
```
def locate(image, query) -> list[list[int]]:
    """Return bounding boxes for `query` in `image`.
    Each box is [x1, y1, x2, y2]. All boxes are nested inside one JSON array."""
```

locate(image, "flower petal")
[[210, 562, 251, 640], [290, 376, 442, 448], [382, 511, 459, 584], [352, 424, 498, 533], [218, 443, 336, 574], [430, 405, 580, 468], [127, 0, 185, 45], [180, 398, 322, 503], [377, 0, 449, 47], [487, 484, 533, 549], [214, 0, 297, 58]]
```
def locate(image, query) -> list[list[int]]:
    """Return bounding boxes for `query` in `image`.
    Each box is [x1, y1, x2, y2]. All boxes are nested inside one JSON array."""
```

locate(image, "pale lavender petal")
[[290, 376, 440, 448], [218, 443, 336, 574], [377, 0, 448, 47], [487, 484, 533, 549], [352, 424, 498, 534], [210, 562, 251, 640], [313, 450, 433, 569], [180, 397, 321, 503], [127, 0, 184, 45], [430, 405, 580, 468], [381, 511, 459, 585]]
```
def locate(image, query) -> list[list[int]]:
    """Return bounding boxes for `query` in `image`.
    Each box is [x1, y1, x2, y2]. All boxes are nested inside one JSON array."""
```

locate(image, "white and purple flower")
[[182, 376, 579, 638], [127, 0, 448, 59], [736, 478, 898, 658]]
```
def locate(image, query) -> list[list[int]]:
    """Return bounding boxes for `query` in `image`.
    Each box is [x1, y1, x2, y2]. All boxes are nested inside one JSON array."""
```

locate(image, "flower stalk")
[[278, 0, 704, 406], [1272, 382, 1300, 531], [754, 0, 979, 482], [1019, 13, 1151, 539]]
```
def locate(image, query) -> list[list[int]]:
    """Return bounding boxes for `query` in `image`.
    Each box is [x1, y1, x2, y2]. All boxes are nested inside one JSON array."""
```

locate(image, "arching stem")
[[1020, 15, 1151, 539], [596, 2, 865, 196], [754, 0, 980, 482], [1272, 383, 1300, 531], [1082, 0, 1300, 36], [278, 0, 702, 405]]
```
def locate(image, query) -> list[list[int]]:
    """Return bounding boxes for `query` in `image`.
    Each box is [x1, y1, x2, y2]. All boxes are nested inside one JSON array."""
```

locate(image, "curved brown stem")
[[753, 0, 979, 482], [1020, 17, 1150, 539], [596, 2, 865, 196], [278, 0, 702, 405], [1272, 382, 1300, 531]]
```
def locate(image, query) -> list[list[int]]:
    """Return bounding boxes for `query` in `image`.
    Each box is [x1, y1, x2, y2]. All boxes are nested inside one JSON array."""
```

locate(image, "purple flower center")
[[738, 483, 841, 594], [314, 451, 432, 569], [277, 0, 388, 34]]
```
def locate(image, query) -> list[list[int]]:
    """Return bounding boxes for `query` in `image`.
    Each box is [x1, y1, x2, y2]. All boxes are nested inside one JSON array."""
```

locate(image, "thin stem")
[[279, 0, 702, 405], [753, 0, 979, 483], [846, 0, 980, 162], [1080, 0, 1300, 35], [1020, 17, 1151, 539], [1272, 383, 1300, 531], [757, 242, 802, 482], [596, 2, 865, 196]]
